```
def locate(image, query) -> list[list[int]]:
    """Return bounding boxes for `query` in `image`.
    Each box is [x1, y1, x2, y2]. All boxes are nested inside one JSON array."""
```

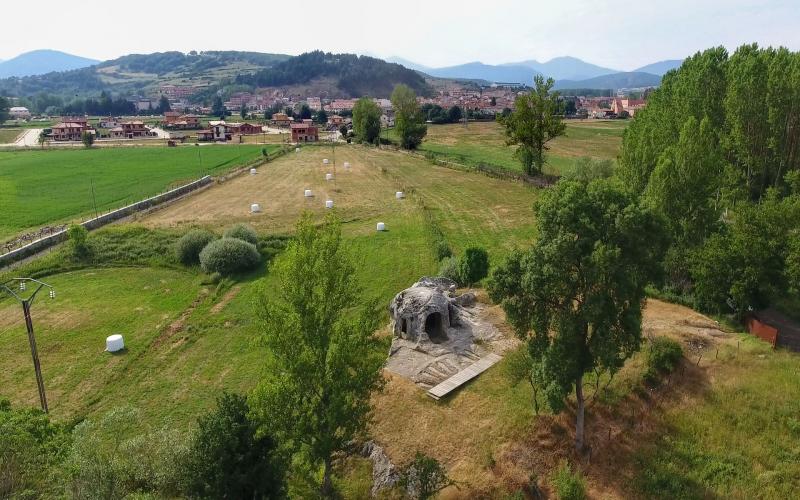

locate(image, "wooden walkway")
[[426, 353, 503, 400]]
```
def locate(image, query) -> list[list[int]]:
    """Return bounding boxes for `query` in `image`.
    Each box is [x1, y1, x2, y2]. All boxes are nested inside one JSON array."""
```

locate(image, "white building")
[[9, 107, 31, 119]]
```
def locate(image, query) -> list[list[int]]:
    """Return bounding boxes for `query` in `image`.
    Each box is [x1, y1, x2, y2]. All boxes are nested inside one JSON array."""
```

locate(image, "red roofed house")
[[227, 122, 263, 135], [50, 118, 94, 141], [110, 121, 152, 139], [291, 122, 319, 142]]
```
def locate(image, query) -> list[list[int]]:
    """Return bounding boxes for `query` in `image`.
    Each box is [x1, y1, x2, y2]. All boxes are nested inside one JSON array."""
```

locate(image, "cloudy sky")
[[2, 0, 798, 70]]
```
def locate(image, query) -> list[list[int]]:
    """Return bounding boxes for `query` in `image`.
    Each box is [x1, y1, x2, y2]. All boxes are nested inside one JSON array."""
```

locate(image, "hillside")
[[236, 51, 432, 97], [554, 71, 662, 90], [0, 49, 99, 78], [507, 56, 620, 80], [416, 61, 540, 84], [0, 50, 429, 100], [633, 59, 683, 75]]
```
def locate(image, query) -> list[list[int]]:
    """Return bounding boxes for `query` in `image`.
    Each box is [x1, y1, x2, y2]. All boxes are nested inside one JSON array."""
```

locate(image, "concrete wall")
[[0, 175, 212, 268]]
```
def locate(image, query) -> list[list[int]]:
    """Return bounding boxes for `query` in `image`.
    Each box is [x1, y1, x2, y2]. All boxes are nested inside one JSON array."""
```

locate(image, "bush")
[[185, 392, 286, 499], [223, 223, 258, 245], [401, 452, 453, 500], [199, 238, 261, 275], [175, 229, 216, 265], [644, 337, 683, 385], [438, 256, 461, 284], [458, 247, 489, 286], [552, 461, 586, 500], [67, 224, 89, 258]]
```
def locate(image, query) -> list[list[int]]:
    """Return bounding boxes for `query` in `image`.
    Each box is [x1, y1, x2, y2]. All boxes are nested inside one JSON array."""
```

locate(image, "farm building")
[[227, 122, 263, 135], [291, 122, 319, 142], [746, 309, 800, 351], [9, 106, 31, 119]]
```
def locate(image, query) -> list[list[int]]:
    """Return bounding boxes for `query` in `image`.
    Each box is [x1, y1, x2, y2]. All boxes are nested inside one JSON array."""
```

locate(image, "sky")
[[2, 0, 799, 70]]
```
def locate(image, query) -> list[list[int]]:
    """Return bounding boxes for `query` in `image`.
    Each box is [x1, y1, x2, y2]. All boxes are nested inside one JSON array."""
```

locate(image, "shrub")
[[175, 229, 216, 265], [458, 247, 489, 286], [438, 256, 461, 284], [199, 238, 261, 275], [223, 223, 258, 245], [644, 337, 683, 385], [185, 393, 286, 500], [81, 131, 94, 148], [401, 452, 454, 500], [552, 461, 586, 500], [67, 224, 89, 258]]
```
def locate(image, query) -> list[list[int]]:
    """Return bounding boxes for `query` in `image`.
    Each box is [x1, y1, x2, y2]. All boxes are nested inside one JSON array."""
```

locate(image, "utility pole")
[[1, 278, 56, 413]]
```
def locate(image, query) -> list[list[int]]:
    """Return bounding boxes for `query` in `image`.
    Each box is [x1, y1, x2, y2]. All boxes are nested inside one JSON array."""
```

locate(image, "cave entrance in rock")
[[424, 312, 446, 343]]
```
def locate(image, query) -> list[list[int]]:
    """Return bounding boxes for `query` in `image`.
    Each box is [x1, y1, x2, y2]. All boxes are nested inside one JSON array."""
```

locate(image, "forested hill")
[[0, 50, 430, 101], [236, 51, 432, 97]]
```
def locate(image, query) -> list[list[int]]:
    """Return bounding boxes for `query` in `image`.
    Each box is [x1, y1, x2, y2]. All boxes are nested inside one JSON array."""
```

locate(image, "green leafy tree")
[[0, 96, 9, 123], [316, 108, 328, 124], [489, 179, 667, 451], [298, 104, 312, 120], [81, 131, 94, 149], [352, 97, 382, 144], [401, 452, 455, 500], [185, 392, 286, 499], [447, 105, 463, 124], [38, 129, 48, 148], [560, 157, 614, 183], [251, 213, 385, 497], [457, 247, 489, 286], [240, 104, 247, 119], [391, 84, 427, 149], [211, 96, 226, 119], [497, 75, 566, 175], [157, 95, 171, 114], [339, 124, 348, 138]]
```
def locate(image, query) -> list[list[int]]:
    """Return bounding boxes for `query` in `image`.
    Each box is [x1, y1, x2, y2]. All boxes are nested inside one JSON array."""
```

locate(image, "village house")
[[328, 115, 344, 126], [9, 106, 31, 120], [290, 122, 319, 142], [98, 117, 121, 129], [197, 121, 232, 141], [227, 122, 263, 135], [307, 97, 322, 111], [270, 112, 292, 127], [326, 99, 357, 113], [110, 121, 153, 139], [611, 98, 646, 117], [163, 112, 200, 129], [50, 120, 94, 141]]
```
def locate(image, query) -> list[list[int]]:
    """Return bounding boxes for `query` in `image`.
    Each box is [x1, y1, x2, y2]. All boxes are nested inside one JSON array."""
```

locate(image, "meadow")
[[1, 144, 797, 497], [0, 127, 22, 144], [416, 119, 626, 175], [0, 144, 278, 240]]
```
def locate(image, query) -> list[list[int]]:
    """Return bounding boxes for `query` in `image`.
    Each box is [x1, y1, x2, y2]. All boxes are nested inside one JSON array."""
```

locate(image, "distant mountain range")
[[388, 55, 685, 89], [0, 50, 99, 78]]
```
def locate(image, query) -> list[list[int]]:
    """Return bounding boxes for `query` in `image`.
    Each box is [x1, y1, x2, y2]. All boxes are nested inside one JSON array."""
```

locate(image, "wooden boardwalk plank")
[[427, 353, 503, 400]]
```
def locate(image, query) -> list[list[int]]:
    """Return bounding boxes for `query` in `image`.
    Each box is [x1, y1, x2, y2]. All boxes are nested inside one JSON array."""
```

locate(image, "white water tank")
[[250, 168, 257, 175], [106, 334, 124, 352], [323, 158, 329, 165], [325, 200, 334, 209], [250, 203, 261, 213], [304, 189, 313, 197], [396, 191, 405, 199], [326, 173, 334, 181], [377, 222, 386, 232]]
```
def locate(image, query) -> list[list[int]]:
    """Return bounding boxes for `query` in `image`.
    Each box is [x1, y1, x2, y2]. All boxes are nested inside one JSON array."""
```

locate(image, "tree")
[[298, 104, 312, 120], [401, 452, 455, 500], [211, 96, 226, 119], [338, 124, 348, 138], [352, 97, 382, 144], [186, 392, 286, 499], [0, 96, 9, 123], [38, 129, 48, 148], [488, 179, 667, 451], [391, 84, 427, 149], [251, 213, 385, 497], [81, 131, 94, 149], [316, 108, 328, 124], [457, 247, 489, 286], [157, 95, 171, 114], [240, 104, 247, 119], [560, 157, 614, 183], [498, 75, 566, 175], [446, 105, 463, 124]]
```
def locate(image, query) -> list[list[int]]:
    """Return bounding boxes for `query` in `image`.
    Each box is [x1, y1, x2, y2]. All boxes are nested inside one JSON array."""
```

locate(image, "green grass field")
[[1, 142, 798, 497], [0, 145, 279, 240], [415, 120, 626, 175]]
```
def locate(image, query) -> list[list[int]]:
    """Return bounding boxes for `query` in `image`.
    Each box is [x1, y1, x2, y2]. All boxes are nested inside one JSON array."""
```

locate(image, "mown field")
[[2, 144, 798, 497], [0, 127, 22, 144], [416, 120, 627, 175], [0, 144, 279, 240]]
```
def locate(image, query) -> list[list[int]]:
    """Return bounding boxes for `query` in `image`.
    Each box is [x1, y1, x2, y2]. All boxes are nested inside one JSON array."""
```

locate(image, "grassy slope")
[[0, 145, 278, 240], [417, 120, 626, 175]]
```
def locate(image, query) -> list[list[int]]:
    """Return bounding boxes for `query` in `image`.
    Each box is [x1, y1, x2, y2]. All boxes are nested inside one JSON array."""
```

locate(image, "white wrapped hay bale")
[[326, 173, 334, 181], [250, 203, 261, 213], [250, 168, 257, 175], [106, 334, 124, 352], [304, 189, 313, 197], [326, 200, 334, 209], [295, 147, 300, 153], [323, 158, 329, 165], [344, 161, 351, 170], [396, 191, 405, 199], [377, 222, 386, 232]]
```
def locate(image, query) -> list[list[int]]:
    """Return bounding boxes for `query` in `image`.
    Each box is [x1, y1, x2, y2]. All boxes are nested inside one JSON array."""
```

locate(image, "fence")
[[0, 175, 213, 268]]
